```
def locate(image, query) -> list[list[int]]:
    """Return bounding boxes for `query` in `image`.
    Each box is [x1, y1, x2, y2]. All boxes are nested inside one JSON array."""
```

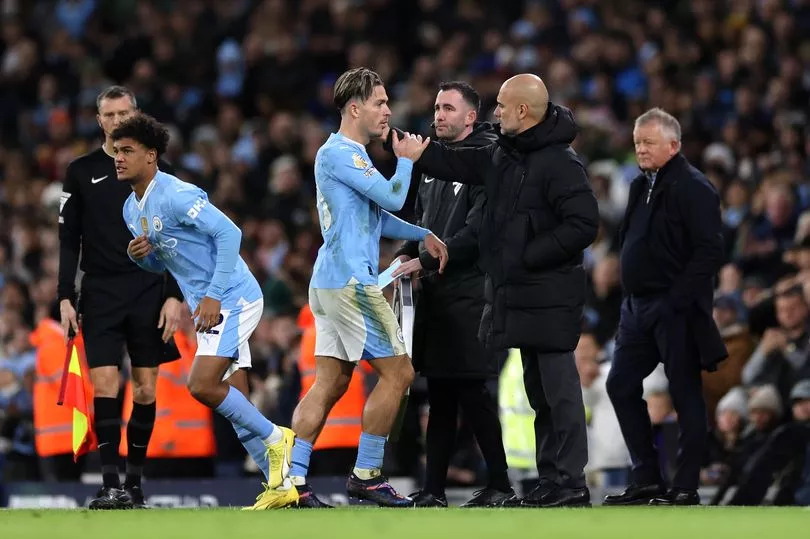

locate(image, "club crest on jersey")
[[352, 153, 369, 169], [152, 216, 163, 232]]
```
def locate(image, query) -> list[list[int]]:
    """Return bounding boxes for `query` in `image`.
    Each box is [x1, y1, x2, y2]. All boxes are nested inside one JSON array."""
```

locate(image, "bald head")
[[495, 74, 549, 135]]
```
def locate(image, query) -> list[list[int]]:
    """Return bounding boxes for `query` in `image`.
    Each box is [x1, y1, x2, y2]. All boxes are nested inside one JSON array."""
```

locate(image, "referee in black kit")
[[394, 82, 514, 508], [58, 86, 184, 510]]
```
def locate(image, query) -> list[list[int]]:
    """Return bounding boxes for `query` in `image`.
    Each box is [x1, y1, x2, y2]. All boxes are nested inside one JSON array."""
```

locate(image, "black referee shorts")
[[79, 272, 180, 370]]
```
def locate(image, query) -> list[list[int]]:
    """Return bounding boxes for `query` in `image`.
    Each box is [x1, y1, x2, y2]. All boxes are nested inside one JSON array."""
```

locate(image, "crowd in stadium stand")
[[1, 0, 809, 504]]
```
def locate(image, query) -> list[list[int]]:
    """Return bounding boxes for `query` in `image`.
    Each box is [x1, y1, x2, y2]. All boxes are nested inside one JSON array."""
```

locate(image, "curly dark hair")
[[110, 114, 170, 155]]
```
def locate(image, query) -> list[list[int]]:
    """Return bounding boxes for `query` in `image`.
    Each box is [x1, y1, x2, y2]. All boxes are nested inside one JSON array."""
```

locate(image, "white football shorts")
[[195, 296, 264, 380], [309, 277, 406, 363]]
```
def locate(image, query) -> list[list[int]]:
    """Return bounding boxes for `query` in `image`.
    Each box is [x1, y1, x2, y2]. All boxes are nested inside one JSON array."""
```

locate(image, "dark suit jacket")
[[619, 154, 728, 371]]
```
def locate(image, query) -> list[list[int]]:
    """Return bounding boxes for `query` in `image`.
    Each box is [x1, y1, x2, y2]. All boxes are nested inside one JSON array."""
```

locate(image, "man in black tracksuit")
[[58, 86, 183, 509], [388, 74, 599, 507], [604, 108, 727, 506], [394, 82, 514, 508]]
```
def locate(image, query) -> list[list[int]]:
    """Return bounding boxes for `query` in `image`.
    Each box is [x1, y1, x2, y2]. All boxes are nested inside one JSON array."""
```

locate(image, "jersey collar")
[[334, 132, 366, 151], [135, 171, 160, 211]]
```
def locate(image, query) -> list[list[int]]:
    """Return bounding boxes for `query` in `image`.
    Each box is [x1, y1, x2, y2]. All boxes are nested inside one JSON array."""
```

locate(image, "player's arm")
[[381, 210, 429, 241], [57, 161, 82, 305], [423, 184, 485, 271], [170, 190, 240, 301], [384, 127, 493, 186], [328, 146, 414, 211], [394, 177, 425, 260]]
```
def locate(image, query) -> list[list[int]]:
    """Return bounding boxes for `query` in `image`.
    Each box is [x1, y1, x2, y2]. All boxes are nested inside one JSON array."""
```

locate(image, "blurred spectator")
[[576, 333, 630, 488], [742, 287, 810, 406], [641, 365, 679, 485], [703, 295, 754, 421], [702, 387, 748, 487], [724, 380, 810, 506], [584, 254, 622, 346]]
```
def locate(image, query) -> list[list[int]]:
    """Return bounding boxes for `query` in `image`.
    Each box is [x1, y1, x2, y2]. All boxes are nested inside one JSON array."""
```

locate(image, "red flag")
[[57, 336, 97, 461]]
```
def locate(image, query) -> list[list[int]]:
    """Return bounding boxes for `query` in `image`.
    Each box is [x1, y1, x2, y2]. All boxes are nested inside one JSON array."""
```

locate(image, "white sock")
[[264, 425, 283, 445], [291, 475, 306, 486], [353, 467, 381, 480]]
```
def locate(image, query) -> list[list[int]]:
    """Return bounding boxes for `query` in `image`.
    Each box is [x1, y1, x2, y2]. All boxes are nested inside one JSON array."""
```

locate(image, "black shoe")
[[408, 490, 448, 508], [535, 486, 591, 508], [88, 487, 133, 510], [346, 473, 413, 507], [603, 484, 666, 506], [518, 478, 559, 507], [649, 488, 700, 506], [124, 485, 149, 509], [460, 487, 517, 508], [293, 484, 334, 508]]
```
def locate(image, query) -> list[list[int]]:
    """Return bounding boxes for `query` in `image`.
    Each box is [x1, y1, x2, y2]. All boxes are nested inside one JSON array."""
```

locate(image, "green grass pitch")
[[1, 507, 807, 539]]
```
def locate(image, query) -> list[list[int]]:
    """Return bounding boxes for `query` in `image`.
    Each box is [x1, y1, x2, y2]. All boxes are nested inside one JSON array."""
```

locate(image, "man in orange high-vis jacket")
[[121, 325, 215, 471], [32, 315, 92, 481], [296, 305, 369, 483]]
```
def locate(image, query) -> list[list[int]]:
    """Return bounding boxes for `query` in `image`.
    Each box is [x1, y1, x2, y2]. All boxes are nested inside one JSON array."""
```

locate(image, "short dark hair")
[[96, 85, 137, 110], [111, 114, 170, 156], [438, 81, 480, 114], [333, 67, 384, 111]]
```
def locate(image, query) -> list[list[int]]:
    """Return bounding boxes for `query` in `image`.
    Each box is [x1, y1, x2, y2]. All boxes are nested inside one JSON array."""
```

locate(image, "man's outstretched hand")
[[424, 233, 448, 274], [392, 130, 430, 162]]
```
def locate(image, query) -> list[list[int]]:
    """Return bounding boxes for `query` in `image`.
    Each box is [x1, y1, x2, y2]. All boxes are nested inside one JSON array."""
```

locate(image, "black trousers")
[[424, 378, 510, 495], [607, 295, 708, 490], [521, 349, 588, 488]]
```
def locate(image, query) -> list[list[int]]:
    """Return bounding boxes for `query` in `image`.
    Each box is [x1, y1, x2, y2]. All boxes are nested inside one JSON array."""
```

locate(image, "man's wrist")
[[203, 291, 223, 302]]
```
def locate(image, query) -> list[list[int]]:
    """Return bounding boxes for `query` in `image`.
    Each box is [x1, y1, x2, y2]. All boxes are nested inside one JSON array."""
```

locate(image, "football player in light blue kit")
[[114, 114, 296, 510], [287, 67, 449, 508]]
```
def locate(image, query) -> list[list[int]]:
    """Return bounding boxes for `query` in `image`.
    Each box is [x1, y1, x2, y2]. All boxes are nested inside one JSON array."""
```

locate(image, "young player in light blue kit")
[[115, 114, 295, 510], [287, 67, 449, 508]]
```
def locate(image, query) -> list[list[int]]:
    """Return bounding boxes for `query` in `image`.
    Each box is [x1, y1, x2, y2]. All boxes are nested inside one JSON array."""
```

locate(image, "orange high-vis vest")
[[121, 330, 215, 458], [32, 319, 93, 457], [297, 305, 366, 450]]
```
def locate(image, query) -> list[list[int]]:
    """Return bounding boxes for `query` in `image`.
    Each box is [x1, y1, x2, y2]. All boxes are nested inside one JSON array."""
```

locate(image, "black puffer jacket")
[[395, 104, 599, 353], [395, 123, 500, 378]]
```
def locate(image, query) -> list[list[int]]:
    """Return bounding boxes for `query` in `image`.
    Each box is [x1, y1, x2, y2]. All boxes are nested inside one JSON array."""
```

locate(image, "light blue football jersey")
[[311, 132, 426, 289], [122, 170, 261, 312]]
